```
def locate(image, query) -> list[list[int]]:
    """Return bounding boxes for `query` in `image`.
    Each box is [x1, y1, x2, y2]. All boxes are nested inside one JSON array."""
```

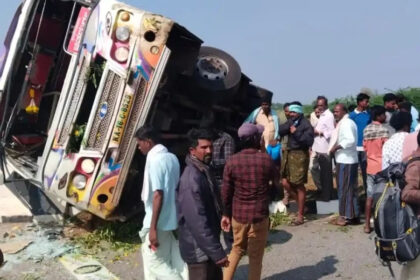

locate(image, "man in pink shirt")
[[311, 96, 335, 201], [362, 106, 389, 233], [402, 130, 419, 160]]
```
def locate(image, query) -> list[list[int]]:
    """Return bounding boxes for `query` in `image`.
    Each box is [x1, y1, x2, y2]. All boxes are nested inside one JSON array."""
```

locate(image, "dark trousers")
[[223, 230, 234, 252], [311, 152, 334, 201], [188, 260, 222, 280], [358, 151, 367, 194]]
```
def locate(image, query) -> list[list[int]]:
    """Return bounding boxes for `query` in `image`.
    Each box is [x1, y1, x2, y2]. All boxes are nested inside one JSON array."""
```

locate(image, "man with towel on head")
[[244, 89, 279, 148], [278, 102, 314, 225]]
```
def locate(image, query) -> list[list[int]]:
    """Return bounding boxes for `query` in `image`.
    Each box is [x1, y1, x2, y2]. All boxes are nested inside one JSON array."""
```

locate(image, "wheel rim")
[[196, 56, 228, 81]]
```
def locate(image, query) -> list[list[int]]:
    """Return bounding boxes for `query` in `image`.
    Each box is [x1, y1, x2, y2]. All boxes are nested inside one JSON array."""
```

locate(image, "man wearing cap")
[[279, 102, 314, 225], [221, 123, 279, 280], [244, 94, 279, 147]]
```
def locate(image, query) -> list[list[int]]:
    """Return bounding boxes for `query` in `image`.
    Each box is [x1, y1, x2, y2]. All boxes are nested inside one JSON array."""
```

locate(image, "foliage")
[[71, 221, 141, 256], [85, 61, 105, 89], [66, 123, 87, 153], [22, 274, 41, 280], [273, 87, 420, 116], [395, 88, 420, 109], [269, 212, 291, 228], [325, 87, 420, 111]]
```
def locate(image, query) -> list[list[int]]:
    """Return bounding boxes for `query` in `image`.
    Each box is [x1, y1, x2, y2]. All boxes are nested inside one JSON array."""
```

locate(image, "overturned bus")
[[0, 0, 271, 220]]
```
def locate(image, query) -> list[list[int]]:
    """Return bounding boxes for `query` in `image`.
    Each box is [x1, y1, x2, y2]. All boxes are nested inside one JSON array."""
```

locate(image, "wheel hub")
[[196, 56, 228, 81]]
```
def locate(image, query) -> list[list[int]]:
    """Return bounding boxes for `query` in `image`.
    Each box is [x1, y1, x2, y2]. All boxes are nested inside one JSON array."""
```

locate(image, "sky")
[[1, 0, 420, 104]]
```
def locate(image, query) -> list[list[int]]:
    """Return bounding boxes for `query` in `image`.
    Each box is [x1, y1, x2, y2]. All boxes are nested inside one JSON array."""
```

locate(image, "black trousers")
[[311, 152, 335, 201], [188, 260, 222, 280], [358, 151, 368, 195], [223, 230, 234, 253]]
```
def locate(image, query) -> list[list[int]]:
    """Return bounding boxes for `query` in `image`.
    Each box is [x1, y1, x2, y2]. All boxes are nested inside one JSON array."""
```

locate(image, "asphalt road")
[[0, 216, 401, 280], [235, 217, 400, 280]]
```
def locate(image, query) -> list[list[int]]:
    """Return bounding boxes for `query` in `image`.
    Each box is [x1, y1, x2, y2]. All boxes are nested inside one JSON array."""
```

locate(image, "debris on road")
[[60, 254, 119, 280], [1, 224, 74, 268], [1, 240, 33, 254]]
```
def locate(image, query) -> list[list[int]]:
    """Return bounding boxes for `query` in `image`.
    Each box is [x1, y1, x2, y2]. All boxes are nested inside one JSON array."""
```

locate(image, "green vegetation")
[[273, 87, 420, 116], [22, 274, 41, 280], [71, 222, 141, 257], [66, 123, 86, 153], [336, 225, 350, 233], [269, 212, 292, 228]]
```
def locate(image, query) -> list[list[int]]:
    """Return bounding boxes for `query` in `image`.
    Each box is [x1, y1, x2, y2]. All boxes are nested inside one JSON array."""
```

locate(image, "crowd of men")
[[135, 91, 420, 280]]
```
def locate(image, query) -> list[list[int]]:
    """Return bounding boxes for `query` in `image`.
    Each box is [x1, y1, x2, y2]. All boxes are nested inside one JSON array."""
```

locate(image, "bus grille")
[[58, 58, 88, 145], [86, 71, 121, 150], [116, 77, 147, 162]]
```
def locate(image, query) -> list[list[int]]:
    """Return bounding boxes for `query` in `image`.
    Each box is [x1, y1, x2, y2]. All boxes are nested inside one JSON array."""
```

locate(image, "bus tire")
[[193, 46, 241, 92]]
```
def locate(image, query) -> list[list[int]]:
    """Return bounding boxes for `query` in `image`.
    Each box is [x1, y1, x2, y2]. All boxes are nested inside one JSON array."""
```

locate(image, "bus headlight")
[[115, 47, 129, 63], [115, 26, 130, 42], [73, 174, 87, 190], [81, 159, 95, 174]]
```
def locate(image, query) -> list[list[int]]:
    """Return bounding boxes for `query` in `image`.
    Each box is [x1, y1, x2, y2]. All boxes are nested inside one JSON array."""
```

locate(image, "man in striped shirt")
[[362, 106, 389, 233]]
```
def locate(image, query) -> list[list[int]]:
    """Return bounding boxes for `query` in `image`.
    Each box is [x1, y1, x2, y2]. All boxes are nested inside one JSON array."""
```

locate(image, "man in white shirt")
[[329, 104, 360, 226], [311, 96, 335, 201], [135, 126, 187, 280]]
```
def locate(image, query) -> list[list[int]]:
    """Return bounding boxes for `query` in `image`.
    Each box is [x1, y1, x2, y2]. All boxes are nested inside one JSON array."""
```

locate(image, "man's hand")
[[315, 130, 323, 137], [149, 190, 163, 251], [149, 228, 159, 251], [329, 145, 342, 155], [215, 256, 230, 267], [221, 216, 231, 232], [290, 126, 297, 134]]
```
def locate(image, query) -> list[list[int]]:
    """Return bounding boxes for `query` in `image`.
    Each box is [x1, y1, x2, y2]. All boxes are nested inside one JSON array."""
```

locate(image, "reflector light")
[[73, 174, 87, 190]]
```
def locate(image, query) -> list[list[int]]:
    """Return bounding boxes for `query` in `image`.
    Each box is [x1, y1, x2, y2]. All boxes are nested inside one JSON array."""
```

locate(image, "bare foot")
[[329, 216, 347, 226], [364, 225, 372, 234]]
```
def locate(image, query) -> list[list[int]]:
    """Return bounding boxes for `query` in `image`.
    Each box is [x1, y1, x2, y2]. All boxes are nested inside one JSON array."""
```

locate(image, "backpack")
[[373, 157, 420, 264]]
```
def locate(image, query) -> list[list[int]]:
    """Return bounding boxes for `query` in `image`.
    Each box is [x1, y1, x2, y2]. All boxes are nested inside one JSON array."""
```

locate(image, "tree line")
[[272, 87, 420, 116]]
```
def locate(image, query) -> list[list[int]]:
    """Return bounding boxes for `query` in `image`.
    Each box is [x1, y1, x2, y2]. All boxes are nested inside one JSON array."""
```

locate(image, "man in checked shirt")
[[221, 123, 280, 280]]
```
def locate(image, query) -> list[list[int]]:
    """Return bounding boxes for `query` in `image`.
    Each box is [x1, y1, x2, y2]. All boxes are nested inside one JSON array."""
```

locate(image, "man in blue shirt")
[[136, 126, 187, 280], [349, 93, 371, 195]]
